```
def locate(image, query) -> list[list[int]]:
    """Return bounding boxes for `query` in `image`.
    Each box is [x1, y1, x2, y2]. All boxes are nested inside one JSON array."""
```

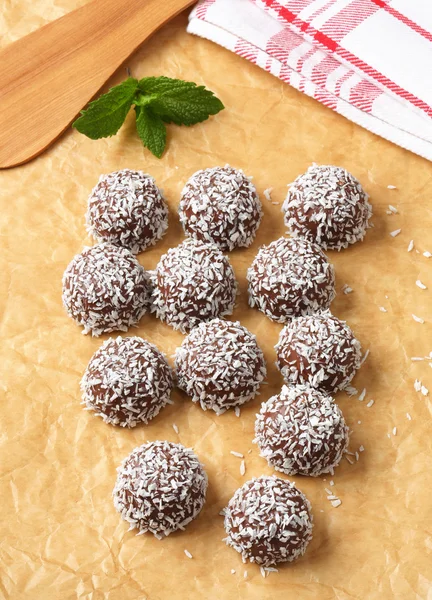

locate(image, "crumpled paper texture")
[[1, 3, 432, 599]]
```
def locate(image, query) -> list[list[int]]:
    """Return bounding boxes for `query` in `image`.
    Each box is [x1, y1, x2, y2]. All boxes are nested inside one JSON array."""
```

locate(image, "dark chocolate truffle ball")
[[151, 238, 237, 333], [276, 311, 362, 393], [179, 166, 262, 251], [81, 336, 173, 427], [254, 384, 349, 477], [175, 318, 266, 415], [113, 441, 208, 539], [62, 243, 150, 336], [86, 169, 168, 254], [282, 164, 372, 250], [223, 475, 313, 567], [247, 237, 335, 323]]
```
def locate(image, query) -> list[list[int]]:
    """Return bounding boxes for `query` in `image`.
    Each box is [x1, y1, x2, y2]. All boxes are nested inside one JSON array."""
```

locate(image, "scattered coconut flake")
[[230, 451, 244, 458], [423, 251, 432, 258], [327, 495, 339, 501], [271, 201, 280, 206], [407, 240, 415, 252], [345, 385, 358, 397], [386, 210, 392, 215], [172, 423, 179, 434], [390, 229, 401, 237], [345, 455, 354, 465], [265, 567, 278, 574], [411, 357, 424, 362], [234, 406, 241, 418], [244, 570, 248, 580], [412, 314, 425, 324], [184, 549, 193, 559], [240, 460, 246, 476], [360, 349, 370, 365], [260, 566, 267, 578], [325, 487, 332, 495], [421, 386, 429, 396], [379, 306, 387, 313], [342, 284, 353, 294], [358, 420, 362, 424], [355, 452, 359, 461], [359, 445, 365, 452], [358, 388, 366, 401], [330, 480, 335, 486], [388, 205, 398, 214], [231, 569, 236, 574], [366, 399, 375, 408], [331, 499, 342, 508], [387, 185, 397, 190], [263, 187, 273, 202], [414, 379, 422, 392], [416, 280, 427, 290], [247, 449, 252, 454], [392, 427, 397, 436], [406, 413, 412, 421]]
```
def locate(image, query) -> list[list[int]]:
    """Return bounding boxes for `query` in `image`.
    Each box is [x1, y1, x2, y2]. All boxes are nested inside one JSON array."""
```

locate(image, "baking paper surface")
[[1, 3, 432, 599]]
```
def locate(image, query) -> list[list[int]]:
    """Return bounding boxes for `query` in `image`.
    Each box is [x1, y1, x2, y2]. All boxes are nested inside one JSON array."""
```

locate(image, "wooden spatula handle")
[[0, 0, 195, 168]]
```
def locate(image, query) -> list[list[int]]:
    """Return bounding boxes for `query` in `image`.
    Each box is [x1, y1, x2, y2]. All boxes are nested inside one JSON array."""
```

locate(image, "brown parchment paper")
[[1, 3, 432, 599]]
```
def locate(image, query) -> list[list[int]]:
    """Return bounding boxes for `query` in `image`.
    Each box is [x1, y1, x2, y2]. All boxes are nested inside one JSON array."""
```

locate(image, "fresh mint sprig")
[[73, 76, 224, 158]]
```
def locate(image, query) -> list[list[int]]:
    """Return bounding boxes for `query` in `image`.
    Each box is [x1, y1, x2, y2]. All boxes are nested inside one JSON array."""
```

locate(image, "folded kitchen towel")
[[188, 0, 432, 161]]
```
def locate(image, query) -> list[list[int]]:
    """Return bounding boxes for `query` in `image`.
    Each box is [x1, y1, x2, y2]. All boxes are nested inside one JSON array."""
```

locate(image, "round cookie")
[[179, 165, 262, 251], [81, 336, 173, 427], [113, 441, 208, 539], [276, 311, 362, 393], [62, 243, 150, 336], [175, 318, 266, 415], [247, 237, 335, 323], [254, 384, 349, 477], [223, 475, 313, 567], [150, 238, 237, 333], [86, 169, 168, 254], [282, 164, 372, 250]]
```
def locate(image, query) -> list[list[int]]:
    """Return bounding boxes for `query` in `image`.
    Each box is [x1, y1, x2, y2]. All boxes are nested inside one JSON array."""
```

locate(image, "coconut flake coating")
[[179, 166, 263, 251], [282, 165, 372, 251], [247, 237, 335, 323], [276, 311, 362, 394], [175, 318, 266, 415], [113, 441, 208, 539], [62, 243, 151, 336], [81, 336, 173, 428], [223, 475, 313, 566], [86, 169, 168, 254], [254, 384, 349, 477], [150, 238, 237, 333]]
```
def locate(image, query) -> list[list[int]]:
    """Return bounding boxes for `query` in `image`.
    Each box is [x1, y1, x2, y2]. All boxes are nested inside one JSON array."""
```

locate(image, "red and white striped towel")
[[188, 0, 432, 161]]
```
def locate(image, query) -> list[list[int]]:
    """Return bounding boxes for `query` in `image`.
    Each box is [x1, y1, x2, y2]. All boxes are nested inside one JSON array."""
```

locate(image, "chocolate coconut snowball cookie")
[[151, 238, 237, 333], [254, 384, 349, 477], [247, 237, 335, 323], [62, 243, 150, 336], [282, 164, 372, 250], [175, 319, 266, 414], [276, 311, 362, 394], [179, 166, 262, 251], [223, 476, 313, 567], [86, 169, 168, 254], [113, 441, 208, 539], [81, 337, 173, 427]]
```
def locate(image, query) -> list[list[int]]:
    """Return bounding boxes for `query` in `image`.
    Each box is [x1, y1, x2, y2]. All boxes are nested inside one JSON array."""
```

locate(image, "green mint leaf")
[[73, 77, 138, 139], [138, 76, 224, 126], [138, 76, 197, 95], [135, 106, 166, 158]]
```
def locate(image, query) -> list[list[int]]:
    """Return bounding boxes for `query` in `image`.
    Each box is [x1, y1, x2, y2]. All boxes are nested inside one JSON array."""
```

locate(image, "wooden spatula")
[[0, 0, 195, 169]]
